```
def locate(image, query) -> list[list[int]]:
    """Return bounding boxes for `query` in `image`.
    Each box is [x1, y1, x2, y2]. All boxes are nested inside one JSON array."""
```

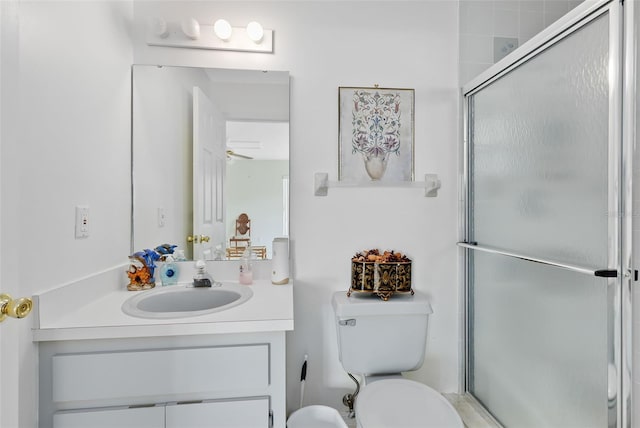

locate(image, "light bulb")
[[214, 19, 233, 41], [181, 17, 200, 40], [246, 21, 264, 43]]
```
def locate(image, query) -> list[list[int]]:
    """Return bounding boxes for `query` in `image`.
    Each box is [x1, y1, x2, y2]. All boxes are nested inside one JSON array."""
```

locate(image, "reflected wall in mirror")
[[132, 65, 289, 261]]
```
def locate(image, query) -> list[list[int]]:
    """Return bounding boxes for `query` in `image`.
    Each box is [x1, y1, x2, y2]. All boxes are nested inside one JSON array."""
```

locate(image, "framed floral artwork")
[[338, 86, 415, 182]]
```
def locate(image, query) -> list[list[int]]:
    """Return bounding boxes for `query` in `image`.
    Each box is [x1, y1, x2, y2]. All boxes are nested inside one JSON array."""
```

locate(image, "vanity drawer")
[[53, 405, 164, 428], [166, 397, 270, 428], [52, 344, 269, 403]]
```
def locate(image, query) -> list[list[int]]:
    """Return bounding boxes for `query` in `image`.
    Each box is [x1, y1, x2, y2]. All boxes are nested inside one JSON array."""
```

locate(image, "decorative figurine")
[[127, 248, 161, 291], [154, 243, 177, 260]]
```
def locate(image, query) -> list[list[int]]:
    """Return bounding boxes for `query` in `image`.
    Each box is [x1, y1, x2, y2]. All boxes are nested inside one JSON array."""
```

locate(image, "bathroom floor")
[[444, 393, 501, 427], [338, 393, 500, 428]]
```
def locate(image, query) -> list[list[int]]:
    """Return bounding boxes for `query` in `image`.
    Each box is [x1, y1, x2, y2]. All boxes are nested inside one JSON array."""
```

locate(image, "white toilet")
[[332, 291, 464, 428]]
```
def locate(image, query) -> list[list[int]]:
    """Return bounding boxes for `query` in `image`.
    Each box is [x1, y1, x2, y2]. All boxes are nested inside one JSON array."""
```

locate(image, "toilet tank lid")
[[332, 291, 433, 317]]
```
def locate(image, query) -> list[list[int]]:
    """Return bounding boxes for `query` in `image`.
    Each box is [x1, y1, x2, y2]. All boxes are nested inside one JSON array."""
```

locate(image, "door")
[[193, 87, 226, 260], [461, 1, 625, 427]]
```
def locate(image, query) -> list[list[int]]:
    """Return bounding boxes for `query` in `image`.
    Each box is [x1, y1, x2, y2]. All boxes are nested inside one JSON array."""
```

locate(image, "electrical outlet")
[[75, 206, 90, 238], [494, 37, 519, 62]]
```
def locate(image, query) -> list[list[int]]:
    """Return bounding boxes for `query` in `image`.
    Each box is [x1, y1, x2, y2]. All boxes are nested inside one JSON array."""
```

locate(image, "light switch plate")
[[158, 207, 166, 227]]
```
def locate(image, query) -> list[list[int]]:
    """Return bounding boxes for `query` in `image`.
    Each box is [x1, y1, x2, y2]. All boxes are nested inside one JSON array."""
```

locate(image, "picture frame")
[[338, 86, 415, 182]]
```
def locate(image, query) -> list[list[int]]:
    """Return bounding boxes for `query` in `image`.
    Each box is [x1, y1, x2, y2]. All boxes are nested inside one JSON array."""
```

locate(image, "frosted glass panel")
[[467, 9, 615, 428], [470, 252, 608, 427], [470, 13, 610, 267]]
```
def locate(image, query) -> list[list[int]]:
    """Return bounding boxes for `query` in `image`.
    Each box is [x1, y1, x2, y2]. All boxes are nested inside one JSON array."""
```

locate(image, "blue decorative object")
[[154, 244, 177, 258], [160, 256, 179, 286], [127, 244, 179, 291]]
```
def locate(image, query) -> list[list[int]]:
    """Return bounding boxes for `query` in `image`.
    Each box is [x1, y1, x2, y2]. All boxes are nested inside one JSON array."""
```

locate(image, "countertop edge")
[[33, 319, 294, 342]]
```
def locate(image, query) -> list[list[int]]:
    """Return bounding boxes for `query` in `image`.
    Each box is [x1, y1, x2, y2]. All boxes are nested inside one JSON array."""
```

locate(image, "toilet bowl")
[[355, 378, 463, 428]]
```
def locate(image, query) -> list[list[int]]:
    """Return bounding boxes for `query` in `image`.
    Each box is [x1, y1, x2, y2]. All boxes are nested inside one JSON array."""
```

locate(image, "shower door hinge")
[[269, 409, 273, 428], [635, 270, 638, 282]]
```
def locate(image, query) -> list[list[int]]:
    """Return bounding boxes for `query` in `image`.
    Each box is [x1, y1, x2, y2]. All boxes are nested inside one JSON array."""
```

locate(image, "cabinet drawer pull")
[[128, 404, 156, 409]]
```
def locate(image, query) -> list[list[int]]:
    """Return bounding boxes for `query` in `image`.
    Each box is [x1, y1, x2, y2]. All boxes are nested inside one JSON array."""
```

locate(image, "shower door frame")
[[458, 0, 633, 427]]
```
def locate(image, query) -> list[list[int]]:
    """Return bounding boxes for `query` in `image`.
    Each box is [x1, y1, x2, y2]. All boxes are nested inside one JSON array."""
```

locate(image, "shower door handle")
[[457, 242, 617, 278]]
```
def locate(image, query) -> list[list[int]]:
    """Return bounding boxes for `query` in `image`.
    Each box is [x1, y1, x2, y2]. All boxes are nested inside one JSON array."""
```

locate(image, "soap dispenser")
[[160, 255, 179, 286], [239, 247, 253, 285], [193, 260, 214, 287]]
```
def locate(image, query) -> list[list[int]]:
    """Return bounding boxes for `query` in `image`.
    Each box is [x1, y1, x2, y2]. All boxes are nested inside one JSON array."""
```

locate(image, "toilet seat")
[[355, 379, 464, 428]]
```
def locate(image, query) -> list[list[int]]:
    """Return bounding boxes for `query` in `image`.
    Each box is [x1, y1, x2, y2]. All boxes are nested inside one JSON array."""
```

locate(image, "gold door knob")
[[0, 294, 32, 323], [187, 235, 210, 244]]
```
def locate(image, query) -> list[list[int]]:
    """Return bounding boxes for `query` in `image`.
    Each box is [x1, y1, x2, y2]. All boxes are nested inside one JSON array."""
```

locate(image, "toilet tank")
[[332, 291, 433, 376]]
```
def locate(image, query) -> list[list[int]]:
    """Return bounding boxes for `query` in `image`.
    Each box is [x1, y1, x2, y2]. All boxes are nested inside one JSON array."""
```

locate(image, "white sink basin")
[[122, 284, 253, 319]]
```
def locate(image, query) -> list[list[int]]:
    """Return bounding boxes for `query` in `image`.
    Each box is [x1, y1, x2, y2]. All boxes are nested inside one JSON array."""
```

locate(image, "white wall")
[[1, 1, 133, 426], [133, 0, 460, 415]]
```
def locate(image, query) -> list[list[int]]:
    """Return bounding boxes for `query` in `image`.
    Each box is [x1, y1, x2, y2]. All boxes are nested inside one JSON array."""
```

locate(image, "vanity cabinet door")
[[53, 405, 164, 428], [166, 397, 270, 428]]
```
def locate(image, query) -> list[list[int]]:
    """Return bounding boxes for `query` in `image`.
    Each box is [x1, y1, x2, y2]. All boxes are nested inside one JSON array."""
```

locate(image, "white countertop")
[[32, 264, 294, 342]]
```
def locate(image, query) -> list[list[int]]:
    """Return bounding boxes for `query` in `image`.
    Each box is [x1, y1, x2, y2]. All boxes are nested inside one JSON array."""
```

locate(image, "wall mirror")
[[132, 65, 289, 261]]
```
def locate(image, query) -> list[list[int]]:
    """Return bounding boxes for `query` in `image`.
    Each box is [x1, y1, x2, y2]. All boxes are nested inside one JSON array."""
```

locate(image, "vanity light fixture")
[[181, 17, 201, 40], [213, 19, 233, 41], [246, 21, 264, 43], [146, 17, 273, 53]]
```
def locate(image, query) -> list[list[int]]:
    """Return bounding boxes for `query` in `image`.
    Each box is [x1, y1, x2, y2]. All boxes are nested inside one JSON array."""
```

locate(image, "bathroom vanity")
[[32, 267, 294, 428]]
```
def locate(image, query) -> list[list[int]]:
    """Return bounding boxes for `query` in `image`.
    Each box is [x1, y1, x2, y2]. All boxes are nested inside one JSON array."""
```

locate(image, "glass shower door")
[[462, 2, 621, 427]]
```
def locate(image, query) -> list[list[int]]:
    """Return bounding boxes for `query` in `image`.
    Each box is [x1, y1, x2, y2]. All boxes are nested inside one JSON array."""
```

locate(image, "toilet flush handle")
[[339, 319, 356, 326]]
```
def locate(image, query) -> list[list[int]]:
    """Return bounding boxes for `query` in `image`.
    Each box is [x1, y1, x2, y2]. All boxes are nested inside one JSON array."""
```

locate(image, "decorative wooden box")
[[349, 250, 413, 300]]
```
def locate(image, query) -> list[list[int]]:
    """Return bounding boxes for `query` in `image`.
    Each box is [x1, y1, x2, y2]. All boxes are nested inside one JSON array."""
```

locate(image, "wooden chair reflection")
[[226, 246, 267, 260], [229, 213, 251, 248], [227, 213, 267, 260]]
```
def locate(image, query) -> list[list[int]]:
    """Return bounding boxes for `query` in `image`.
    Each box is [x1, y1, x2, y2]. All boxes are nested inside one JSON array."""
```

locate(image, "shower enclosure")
[[459, 0, 633, 427]]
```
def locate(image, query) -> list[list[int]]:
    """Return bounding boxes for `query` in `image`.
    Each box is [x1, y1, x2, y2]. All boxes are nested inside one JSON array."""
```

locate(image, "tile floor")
[[338, 393, 500, 428], [444, 393, 501, 428]]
